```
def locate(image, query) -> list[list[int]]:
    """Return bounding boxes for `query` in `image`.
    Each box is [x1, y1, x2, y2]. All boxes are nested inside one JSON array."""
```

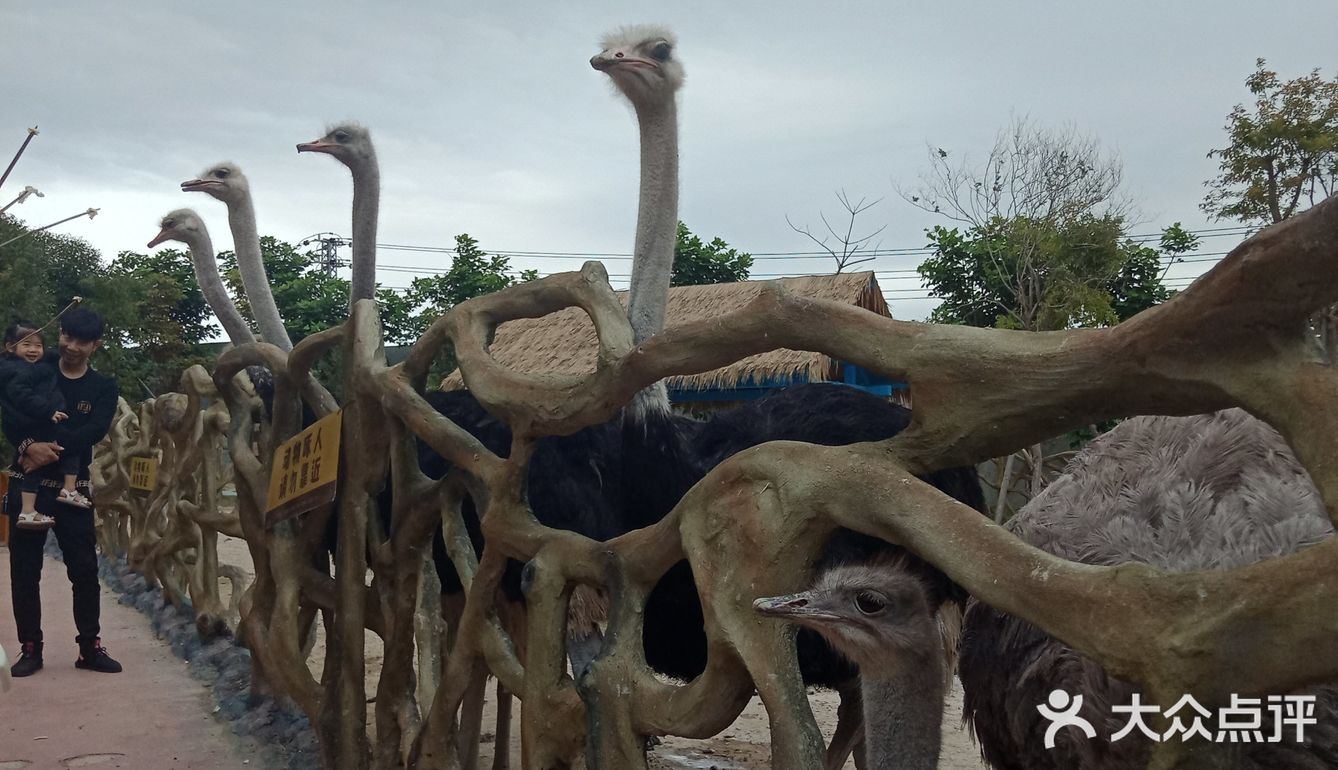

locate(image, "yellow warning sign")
[[128, 456, 158, 496], [265, 410, 342, 527]]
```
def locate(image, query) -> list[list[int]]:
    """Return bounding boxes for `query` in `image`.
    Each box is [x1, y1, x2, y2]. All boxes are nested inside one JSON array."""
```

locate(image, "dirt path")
[[0, 542, 267, 770], [467, 678, 986, 769]]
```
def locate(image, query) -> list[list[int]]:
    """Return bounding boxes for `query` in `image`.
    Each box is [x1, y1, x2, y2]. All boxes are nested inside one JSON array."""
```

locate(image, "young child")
[[0, 320, 90, 529]]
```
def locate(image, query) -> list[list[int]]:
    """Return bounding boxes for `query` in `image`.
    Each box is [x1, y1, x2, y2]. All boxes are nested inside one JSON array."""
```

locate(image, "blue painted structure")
[[668, 362, 908, 404]]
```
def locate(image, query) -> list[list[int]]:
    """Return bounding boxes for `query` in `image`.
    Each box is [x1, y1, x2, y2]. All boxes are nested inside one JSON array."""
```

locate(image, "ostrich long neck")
[[626, 98, 678, 347], [226, 194, 293, 351], [624, 98, 678, 419], [349, 157, 379, 306], [861, 647, 945, 770], [186, 228, 256, 347]]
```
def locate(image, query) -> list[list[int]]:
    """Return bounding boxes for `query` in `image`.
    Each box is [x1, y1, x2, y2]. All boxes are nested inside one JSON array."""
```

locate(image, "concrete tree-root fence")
[[89, 195, 1338, 770]]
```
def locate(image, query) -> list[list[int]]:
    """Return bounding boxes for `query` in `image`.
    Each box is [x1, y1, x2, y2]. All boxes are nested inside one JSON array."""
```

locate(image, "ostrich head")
[[591, 25, 684, 107], [147, 208, 206, 249], [296, 122, 376, 171], [181, 162, 250, 204], [753, 559, 939, 670]]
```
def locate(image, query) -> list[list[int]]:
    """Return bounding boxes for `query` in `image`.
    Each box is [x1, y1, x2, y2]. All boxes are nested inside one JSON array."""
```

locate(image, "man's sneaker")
[[75, 638, 121, 673], [57, 488, 92, 509], [15, 511, 55, 530], [10, 641, 43, 677]]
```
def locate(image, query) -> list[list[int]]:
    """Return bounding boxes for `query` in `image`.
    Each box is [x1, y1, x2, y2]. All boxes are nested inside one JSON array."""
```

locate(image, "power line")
[[347, 223, 1248, 302], [371, 250, 1232, 280], [364, 224, 1256, 263], [370, 254, 1230, 285]]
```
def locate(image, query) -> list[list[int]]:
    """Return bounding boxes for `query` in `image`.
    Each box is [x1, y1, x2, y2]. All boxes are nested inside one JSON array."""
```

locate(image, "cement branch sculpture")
[[76, 24, 1337, 767], [91, 192, 1338, 770], [396, 197, 1338, 770], [90, 365, 250, 639]]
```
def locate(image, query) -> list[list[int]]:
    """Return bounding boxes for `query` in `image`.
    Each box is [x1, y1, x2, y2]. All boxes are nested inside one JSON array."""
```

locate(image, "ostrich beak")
[[590, 51, 657, 71], [297, 140, 337, 154], [753, 591, 838, 623], [147, 229, 172, 248], [180, 178, 216, 192]]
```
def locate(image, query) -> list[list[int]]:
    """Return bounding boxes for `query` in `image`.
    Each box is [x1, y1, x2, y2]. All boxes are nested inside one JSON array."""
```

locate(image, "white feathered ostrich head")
[[296, 122, 376, 171], [147, 208, 207, 249], [754, 557, 939, 669], [591, 25, 685, 107], [180, 162, 251, 205]]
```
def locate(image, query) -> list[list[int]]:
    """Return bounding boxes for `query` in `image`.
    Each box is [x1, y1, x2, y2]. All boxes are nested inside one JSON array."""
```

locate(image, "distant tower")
[[299, 232, 350, 277]]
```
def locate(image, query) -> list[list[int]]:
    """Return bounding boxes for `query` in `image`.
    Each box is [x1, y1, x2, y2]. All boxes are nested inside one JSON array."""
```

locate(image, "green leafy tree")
[[1202, 59, 1338, 226], [670, 222, 752, 286], [378, 233, 538, 384], [1, 216, 214, 398], [919, 217, 1185, 330], [0, 214, 98, 322], [904, 118, 1185, 516], [216, 232, 538, 352], [901, 117, 1179, 332], [89, 248, 214, 396], [390, 233, 538, 344], [220, 236, 351, 344]]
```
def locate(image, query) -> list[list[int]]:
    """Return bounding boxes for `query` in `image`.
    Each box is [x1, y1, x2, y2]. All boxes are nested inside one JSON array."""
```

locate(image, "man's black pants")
[[6, 489, 101, 645]]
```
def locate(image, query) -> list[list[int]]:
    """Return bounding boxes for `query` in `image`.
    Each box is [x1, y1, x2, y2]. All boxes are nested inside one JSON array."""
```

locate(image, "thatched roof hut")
[[440, 271, 905, 407]]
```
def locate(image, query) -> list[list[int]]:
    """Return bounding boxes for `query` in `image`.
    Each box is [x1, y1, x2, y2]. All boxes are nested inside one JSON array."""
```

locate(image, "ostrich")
[[401, 28, 985, 767], [765, 412, 1338, 765], [297, 123, 379, 305], [592, 26, 680, 352], [754, 557, 949, 770], [148, 208, 276, 407], [182, 162, 294, 351], [148, 208, 257, 347], [955, 408, 1338, 768]]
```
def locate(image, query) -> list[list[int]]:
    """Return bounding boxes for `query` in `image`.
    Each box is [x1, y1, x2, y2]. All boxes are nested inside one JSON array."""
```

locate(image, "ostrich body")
[[644, 383, 983, 688], [183, 163, 293, 351], [755, 558, 948, 770], [298, 123, 379, 306], [148, 208, 257, 347], [959, 409, 1338, 769]]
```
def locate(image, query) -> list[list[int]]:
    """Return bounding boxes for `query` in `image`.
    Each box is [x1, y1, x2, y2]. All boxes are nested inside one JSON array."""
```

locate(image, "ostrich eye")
[[334, 131, 349, 142], [650, 41, 671, 61], [163, 220, 175, 228], [214, 168, 229, 179], [854, 591, 887, 616]]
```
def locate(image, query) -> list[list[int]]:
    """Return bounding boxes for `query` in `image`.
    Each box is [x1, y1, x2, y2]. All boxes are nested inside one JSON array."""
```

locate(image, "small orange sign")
[[265, 410, 342, 527]]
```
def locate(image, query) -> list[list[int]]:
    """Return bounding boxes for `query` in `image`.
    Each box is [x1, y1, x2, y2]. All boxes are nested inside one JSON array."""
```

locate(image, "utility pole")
[[298, 232, 350, 277]]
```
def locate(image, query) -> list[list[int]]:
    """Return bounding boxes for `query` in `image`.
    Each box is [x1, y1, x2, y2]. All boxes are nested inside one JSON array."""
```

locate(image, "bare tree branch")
[[787, 189, 887, 273]]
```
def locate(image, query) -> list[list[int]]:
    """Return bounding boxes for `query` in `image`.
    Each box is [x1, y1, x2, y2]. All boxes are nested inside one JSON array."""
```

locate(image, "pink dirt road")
[[0, 545, 264, 769]]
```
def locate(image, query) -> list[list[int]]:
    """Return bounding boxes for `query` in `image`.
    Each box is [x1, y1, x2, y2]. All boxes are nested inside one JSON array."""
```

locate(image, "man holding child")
[[1, 307, 121, 676]]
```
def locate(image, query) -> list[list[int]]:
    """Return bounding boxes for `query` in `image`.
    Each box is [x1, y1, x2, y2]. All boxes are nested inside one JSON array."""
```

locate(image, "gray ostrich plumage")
[[591, 24, 684, 418], [297, 122, 380, 308], [149, 208, 256, 348], [755, 557, 950, 770], [960, 409, 1338, 769], [182, 162, 293, 351]]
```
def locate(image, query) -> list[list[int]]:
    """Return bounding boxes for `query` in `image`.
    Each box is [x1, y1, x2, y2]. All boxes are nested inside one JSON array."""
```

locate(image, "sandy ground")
[[215, 534, 989, 768]]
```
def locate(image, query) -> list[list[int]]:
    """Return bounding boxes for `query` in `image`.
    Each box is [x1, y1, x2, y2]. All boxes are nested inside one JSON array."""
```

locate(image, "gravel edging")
[[45, 536, 323, 769]]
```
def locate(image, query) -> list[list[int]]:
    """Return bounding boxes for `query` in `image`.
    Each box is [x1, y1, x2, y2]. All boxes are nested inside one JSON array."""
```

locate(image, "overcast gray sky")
[[2, 1, 1333, 325]]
